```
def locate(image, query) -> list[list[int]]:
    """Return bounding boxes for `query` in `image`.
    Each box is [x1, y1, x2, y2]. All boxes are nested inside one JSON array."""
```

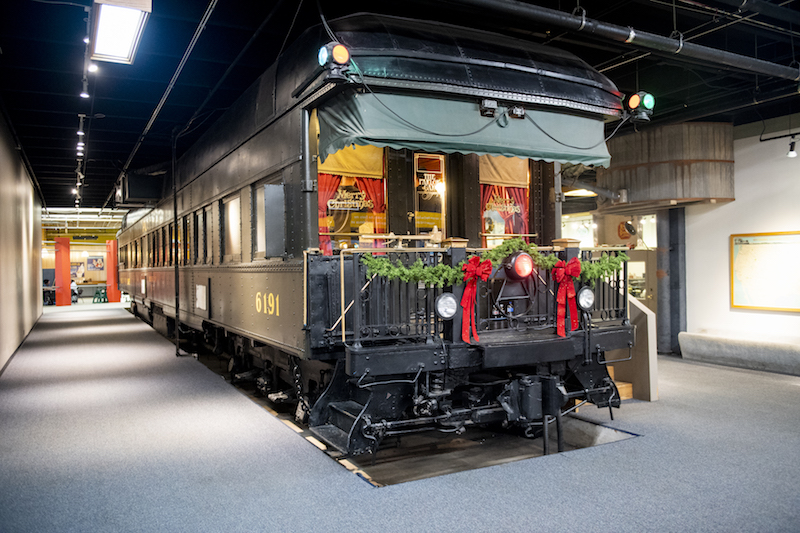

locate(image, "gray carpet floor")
[[1, 304, 799, 532]]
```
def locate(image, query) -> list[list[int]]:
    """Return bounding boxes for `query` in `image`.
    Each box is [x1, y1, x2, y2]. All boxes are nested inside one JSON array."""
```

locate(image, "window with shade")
[[253, 175, 285, 258], [479, 155, 530, 248], [204, 205, 213, 264], [223, 195, 242, 262], [317, 144, 386, 255]]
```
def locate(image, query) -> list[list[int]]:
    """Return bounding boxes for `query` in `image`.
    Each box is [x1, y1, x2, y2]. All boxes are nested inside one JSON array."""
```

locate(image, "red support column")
[[54, 237, 72, 306], [106, 240, 121, 303]]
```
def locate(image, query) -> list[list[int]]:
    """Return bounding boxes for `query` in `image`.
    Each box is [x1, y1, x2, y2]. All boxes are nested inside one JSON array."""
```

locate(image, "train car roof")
[[323, 13, 623, 118], [288, 14, 623, 167]]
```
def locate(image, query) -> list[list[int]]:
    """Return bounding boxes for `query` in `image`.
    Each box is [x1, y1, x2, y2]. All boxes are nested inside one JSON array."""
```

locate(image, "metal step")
[[328, 400, 364, 430], [309, 424, 350, 455]]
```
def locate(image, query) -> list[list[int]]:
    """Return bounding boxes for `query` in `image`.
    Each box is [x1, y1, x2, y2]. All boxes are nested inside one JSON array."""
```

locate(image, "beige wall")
[[42, 244, 111, 284], [685, 120, 800, 345], [0, 111, 42, 373]]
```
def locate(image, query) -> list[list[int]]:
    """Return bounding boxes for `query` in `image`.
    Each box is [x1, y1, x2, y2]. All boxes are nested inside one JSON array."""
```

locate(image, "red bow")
[[553, 257, 581, 337], [461, 256, 493, 343]]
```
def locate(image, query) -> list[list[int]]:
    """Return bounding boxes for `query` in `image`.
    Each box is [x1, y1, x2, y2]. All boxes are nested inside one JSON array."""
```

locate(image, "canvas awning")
[[317, 143, 384, 179], [317, 91, 612, 167], [479, 155, 528, 187]]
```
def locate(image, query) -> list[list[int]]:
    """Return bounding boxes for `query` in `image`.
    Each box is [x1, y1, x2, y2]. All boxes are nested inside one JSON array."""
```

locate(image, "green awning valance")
[[317, 92, 611, 167]]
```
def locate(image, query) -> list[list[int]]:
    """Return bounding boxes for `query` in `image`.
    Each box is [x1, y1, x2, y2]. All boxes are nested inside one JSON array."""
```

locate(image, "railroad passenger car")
[[118, 13, 634, 456]]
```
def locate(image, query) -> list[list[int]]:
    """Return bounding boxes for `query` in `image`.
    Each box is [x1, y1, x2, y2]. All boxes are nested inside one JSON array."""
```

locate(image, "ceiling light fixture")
[[788, 136, 797, 158], [563, 188, 598, 197], [90, 0, 151, 65]]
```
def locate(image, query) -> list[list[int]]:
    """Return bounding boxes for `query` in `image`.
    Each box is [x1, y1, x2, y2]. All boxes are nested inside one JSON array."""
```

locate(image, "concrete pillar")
[[656, 208, 687, 354], [54, 237, 71, 306], [105, 240, 121, 303]]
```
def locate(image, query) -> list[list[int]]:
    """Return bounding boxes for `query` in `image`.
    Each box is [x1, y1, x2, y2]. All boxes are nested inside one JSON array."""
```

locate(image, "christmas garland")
[[359, 237, 628, 287], [359, 254, 462, 288]]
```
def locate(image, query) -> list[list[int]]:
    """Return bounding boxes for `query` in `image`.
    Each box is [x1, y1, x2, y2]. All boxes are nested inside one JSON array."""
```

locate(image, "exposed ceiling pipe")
[[447, 0, 800, 81], [101, 0, 219, 210], [705, 0, 800, 27]]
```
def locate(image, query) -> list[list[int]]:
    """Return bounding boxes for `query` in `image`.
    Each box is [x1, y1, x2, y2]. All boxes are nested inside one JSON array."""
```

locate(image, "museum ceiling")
[[2, 0, 799, 209]]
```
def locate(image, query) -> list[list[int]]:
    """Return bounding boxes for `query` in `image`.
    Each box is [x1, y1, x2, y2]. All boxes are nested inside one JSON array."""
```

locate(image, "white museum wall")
[[0, 112, 42, 373], [685, 123, 800, 345]]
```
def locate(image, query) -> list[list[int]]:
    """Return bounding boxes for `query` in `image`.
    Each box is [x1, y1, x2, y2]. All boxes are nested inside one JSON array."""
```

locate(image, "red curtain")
[[481, 184, 530, 245], [506, 186, 530, 242], [318, 173, 341, 255], [355, 177, 386, 250], [354, 177, 385, 232]]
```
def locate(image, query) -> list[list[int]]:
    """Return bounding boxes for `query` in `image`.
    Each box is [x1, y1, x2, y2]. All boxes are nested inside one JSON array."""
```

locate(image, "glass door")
[[414, 153, 445, 235]]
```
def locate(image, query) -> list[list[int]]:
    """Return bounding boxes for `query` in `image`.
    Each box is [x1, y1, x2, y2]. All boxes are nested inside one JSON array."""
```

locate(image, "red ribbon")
[[461, 256, 493, 344], [553, 257, 581, 337]]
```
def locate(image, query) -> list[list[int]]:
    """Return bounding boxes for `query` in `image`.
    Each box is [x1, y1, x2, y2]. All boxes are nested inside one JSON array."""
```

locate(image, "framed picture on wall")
[[87, 256, 105, 271], [730, 231, 800, 312], [70, 262, 84, 279]]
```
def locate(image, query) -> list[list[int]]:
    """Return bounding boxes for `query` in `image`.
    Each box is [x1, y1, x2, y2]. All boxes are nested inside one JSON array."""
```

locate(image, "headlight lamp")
[[435, 292, 458, 320], [576, 286, 595, 311]]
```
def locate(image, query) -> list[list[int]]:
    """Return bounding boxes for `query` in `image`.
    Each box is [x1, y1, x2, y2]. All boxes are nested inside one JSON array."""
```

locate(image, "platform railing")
[[343, 249, 450, 348], [581, 249, 629, 324], [330, 245, 629, 347]]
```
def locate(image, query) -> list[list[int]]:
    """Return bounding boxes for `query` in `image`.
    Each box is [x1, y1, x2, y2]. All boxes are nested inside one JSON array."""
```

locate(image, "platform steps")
[[570, 366, 632, 413], [608, 366, 633, 401], [309, 400, 366, 455]]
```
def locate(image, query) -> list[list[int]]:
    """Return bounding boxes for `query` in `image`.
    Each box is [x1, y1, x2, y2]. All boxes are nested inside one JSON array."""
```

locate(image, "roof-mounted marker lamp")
[[293, 42, 352, 99], [318, 43, 350, 67], [318, 42, 351, 81], [626, 91, 655, 123]]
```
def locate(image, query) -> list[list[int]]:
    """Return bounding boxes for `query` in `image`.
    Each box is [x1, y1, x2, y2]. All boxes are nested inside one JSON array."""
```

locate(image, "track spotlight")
[[788, 137, 797, 158]]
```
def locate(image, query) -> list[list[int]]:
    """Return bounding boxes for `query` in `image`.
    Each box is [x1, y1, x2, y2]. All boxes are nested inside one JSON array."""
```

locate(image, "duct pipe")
[[706, 0, 800, 28], [448, 0, 800, 81]]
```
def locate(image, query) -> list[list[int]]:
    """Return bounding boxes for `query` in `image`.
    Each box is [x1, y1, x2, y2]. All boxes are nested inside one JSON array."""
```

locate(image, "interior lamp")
[[90, 0, 151, 64], [788, 137, 797, 158]]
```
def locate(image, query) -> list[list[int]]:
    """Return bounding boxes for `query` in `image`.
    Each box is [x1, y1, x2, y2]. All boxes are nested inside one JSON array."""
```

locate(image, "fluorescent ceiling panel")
[[91, 1, 151, 64]]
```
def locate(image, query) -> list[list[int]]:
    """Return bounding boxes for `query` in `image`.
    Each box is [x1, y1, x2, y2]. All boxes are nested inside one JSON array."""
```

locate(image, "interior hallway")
[[1, 303, 799, 532]]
